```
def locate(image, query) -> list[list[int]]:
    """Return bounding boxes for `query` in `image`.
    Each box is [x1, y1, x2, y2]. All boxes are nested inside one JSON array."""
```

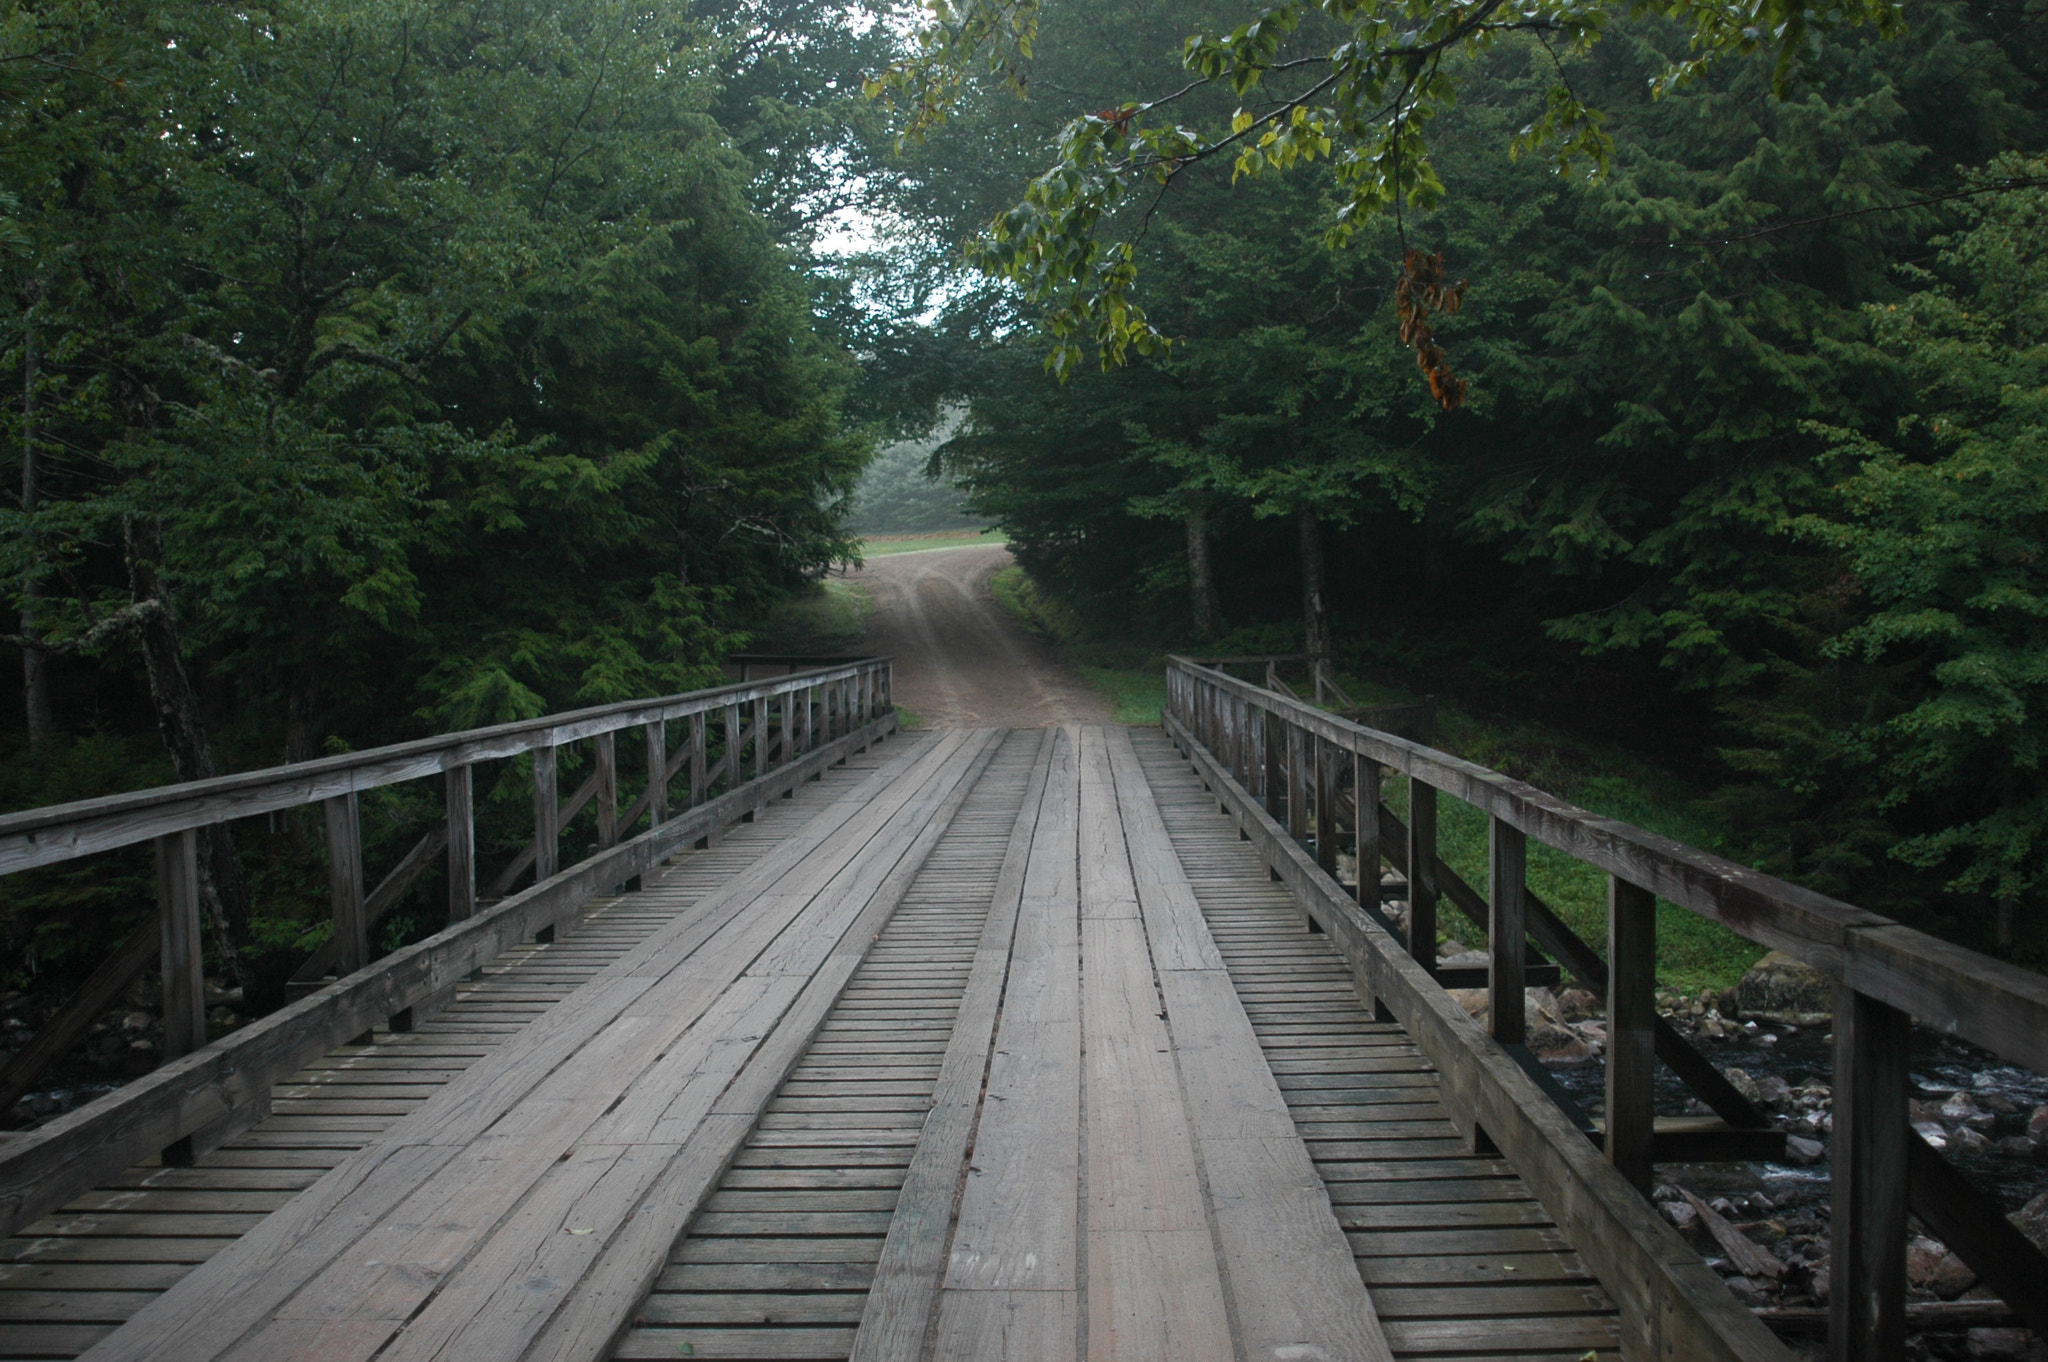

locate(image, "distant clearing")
[[859, 529, 1008, 557]]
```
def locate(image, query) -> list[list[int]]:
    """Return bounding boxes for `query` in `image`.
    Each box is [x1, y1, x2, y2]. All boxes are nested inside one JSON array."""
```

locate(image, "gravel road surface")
[[842, 544, 1112, 728]]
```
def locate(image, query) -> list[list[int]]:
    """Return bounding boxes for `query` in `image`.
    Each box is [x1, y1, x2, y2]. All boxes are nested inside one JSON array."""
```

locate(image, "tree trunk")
[[1299, 504, 1330, 659], [1185, 505, 1219, 636], [19, 327, 53, 749], [124, 515, 250, 985]]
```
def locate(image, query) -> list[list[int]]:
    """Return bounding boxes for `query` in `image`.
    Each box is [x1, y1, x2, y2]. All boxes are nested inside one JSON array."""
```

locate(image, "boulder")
[[1554, 987, 1602, 1021], [1528, 1022, 1594, 1068], [1735, 951, 1835, 1024], [1942, 1091, 1998, 1132], [1783, 1135, 1826, 1166], [1969, 1328, 2048, 1361], [1720, 1067, 1765, 1105], [2027, 1104, 2048, 1145], [1905, 1235, 1979, 1298], [2009, 1190, 2048, 1254]]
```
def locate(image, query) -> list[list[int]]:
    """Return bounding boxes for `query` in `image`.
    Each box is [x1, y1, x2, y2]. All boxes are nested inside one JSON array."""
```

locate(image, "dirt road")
[[842, 544, 1112, 728]]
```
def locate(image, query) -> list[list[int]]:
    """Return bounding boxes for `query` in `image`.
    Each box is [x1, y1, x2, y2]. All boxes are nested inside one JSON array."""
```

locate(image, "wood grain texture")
[[0, 714, 900, 1246], [850, 730, 1056, 1362], [67, 726, 941, 1362], [943, 728, 1080, 1292], [1105, 727, 1393, 1362], [1160, 707, 1787, 1362], [1166, 656, 2048, 1074], [0, 661, 891, 876]]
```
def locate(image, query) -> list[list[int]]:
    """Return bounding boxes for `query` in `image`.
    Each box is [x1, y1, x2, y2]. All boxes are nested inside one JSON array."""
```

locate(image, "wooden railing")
[[1165, 655, 2048, 1362], [0, 657, 895, 1238]]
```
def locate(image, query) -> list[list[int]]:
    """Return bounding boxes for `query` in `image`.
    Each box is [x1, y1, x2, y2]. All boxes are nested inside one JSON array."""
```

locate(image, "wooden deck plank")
[[849, 731, 1055, 1362], [1127, 728, 1624, 1362], [54, 733, 937, 1359], [941, 728, 1081, 1294], [1105, 727, 1394, 1362]]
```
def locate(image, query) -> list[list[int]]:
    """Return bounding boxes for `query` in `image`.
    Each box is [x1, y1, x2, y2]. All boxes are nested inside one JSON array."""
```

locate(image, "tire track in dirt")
[[842, 545, 1113, 728]]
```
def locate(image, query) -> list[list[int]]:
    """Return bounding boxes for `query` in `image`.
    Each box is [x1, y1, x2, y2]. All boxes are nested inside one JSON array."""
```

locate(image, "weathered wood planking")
[[73, 728, 970, 1362], [0, 712, 900, 1244], [622, 731, 1043, 1362], [848, 731, 1056, 1362], [0, 661, 891, 875], [940, 728, 1082, 1305], [1132, 728, 1624, 1361], [1166, 657, 2048, 1074], [0, 755, 896, 1360], [1104, 727, 1393, 1362], [1159, 709, 1787, 1362]]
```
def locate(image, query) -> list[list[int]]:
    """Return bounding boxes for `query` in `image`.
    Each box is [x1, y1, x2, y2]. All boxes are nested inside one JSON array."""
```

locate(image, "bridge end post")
[[1831, 985, 1909, 1362], [1604, 876, 1656, 1194]]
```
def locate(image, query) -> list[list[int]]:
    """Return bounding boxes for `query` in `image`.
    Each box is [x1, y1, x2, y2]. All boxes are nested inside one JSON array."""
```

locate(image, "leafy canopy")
[[870, 0, 1904, 387]]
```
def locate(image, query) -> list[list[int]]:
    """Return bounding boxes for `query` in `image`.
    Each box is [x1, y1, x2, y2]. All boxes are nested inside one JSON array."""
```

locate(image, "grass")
[[1343, 671, 1764, 995], [987, 561, 1761, 993], [746, 578, 875, 654], [858, 528, 1008, 557]]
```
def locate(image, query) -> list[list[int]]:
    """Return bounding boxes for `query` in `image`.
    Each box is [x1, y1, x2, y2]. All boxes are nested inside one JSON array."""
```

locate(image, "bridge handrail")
[[1167, 656, 2048, 1071], [0, 658, 892, 875], [0, 658, 896, 1240], [1166, 654, 2048, 1355]]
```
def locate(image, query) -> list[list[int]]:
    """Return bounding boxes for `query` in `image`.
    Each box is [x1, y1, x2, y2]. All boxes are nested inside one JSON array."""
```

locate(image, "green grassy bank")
[[988, 564, 1763, 994]]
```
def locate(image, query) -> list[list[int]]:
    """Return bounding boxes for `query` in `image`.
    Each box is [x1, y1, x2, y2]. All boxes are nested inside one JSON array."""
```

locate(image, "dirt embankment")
[[841, 545, 1111, 729]]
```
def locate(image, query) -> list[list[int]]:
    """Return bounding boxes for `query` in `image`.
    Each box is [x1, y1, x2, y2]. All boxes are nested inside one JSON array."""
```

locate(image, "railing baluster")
[[533, 745, 558, 883], [753, 696, 769, 780], [1354, 754, 1381, 909], [644, 720, 667, 828], [594, 731, 617, 853], [1605, 875, 1656, 1193], [1488, 816, 1527, 1045], [154, 827, 205, 1166], [1833, 986, 1910, 1362], [1406, 777, 1438, 981], [1286, 721, 1307, 839], [445, 765, 475, 922], [689, 711, 707, 810], [1314, 734, 1336, 879], [324, 793, 368, 974]]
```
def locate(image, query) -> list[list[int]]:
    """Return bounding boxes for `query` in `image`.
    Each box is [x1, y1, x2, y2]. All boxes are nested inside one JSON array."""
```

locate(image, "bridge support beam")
[[1832, 986, 1909, 1362]]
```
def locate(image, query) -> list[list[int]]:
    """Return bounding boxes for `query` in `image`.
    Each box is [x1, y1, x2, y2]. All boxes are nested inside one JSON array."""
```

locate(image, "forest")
[[3, 0, 2047, 1026]]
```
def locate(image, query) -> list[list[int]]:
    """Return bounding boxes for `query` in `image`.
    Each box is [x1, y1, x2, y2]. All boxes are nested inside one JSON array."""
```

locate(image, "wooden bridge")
[[1, 656, 2045, 1362]]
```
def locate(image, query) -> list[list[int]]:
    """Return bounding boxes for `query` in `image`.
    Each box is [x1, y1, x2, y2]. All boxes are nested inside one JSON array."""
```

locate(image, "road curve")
[[842, 544, 1113, 729]]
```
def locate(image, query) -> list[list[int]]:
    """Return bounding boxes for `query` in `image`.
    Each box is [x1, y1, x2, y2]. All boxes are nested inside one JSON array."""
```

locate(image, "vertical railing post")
[[1286, 721, 1307, 839], [645, 720, 668, 828], [1605, 875, 1657, 1194], [1314, 734, 1336, 878], [753, 695, 768, 780], [1406, 777, 1437, 980], [1262, 707, 1280, 812], [1354, 755, 1381, 909], [445, 765, 475, 923], [156, 827, 204, 1163], [1488, 816, 1527, 1045], [324, 792, 367, 974], [532, 745, 558, 883], [689, 711, 707, 811], [715, 702, 738, 842], [1832, 987, 1910, 1362], [594, 730, 617, 853]]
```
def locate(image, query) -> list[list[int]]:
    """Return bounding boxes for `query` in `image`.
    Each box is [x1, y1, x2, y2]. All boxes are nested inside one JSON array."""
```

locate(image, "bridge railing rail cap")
[[0, 657, 890, 868], [1165, 653, 2048, 1077]]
